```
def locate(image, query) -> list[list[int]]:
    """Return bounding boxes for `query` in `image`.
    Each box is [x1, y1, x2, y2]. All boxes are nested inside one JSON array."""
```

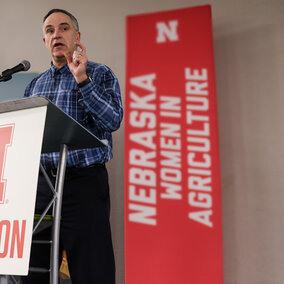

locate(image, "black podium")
[[0, 97, 106, 284]]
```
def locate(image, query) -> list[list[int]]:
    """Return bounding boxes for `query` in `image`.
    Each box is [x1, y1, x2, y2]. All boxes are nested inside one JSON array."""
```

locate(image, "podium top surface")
[[0, 97, 107, 153]]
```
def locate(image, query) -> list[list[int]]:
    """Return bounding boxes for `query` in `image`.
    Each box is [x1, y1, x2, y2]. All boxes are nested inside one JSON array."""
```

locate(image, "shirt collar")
[[50, 62, 72, 77]]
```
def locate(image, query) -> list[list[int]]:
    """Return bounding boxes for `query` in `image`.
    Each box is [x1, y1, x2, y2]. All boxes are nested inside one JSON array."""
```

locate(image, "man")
[[21, 8, 123, 284]]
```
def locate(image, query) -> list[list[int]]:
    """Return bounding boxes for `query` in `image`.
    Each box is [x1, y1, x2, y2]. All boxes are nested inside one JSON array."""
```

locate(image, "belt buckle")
[[50, 168, 57, 177]]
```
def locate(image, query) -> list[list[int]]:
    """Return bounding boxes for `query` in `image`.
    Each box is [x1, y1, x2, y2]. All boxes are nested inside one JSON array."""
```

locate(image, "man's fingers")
[[66, 43, 88, 75], [75, 42, 86, 55], [72, 51, 82, 66], [64, 52, 73, 64]]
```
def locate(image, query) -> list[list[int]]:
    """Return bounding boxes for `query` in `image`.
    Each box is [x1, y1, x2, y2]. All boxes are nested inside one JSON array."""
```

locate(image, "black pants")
[[22, 164, 115, 284]]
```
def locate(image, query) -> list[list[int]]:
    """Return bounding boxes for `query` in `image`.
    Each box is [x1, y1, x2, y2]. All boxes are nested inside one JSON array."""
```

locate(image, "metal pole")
[[50, 144, 68, 284]]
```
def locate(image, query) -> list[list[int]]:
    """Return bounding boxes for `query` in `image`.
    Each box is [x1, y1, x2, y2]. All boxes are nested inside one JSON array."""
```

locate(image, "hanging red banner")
[[125, 5, 223, 283]]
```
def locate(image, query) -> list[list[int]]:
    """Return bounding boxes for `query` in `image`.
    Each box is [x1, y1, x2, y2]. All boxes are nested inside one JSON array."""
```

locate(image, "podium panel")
[[0, 97, 105, 281], [0, 106, 47, 275]]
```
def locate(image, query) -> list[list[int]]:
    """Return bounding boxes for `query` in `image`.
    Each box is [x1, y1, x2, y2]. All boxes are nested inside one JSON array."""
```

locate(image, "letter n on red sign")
[[0, 124, 14, 204]]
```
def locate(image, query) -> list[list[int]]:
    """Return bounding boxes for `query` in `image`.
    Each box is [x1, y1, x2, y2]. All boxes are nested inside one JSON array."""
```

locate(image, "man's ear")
[[43, 37, 46, 44], [76, 31, 81, 42]]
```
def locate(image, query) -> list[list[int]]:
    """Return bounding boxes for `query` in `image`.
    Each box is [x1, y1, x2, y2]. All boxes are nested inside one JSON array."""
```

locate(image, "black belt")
[[45, 163, 105, 178]]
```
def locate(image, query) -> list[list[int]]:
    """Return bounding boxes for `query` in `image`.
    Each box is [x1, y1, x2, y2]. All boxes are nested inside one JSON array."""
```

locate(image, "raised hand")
[[64, 42, 88, 83]]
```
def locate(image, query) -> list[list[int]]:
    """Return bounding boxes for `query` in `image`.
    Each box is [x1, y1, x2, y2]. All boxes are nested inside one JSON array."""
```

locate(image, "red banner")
[[125, 5, 223, 283]]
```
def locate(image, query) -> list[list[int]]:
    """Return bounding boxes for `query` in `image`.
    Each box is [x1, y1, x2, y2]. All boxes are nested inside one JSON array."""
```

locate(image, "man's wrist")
[[77, 75, 92, 88]]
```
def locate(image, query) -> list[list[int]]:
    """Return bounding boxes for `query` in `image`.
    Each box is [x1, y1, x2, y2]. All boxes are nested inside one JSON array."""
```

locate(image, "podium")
[[0, 97, 106, 283]]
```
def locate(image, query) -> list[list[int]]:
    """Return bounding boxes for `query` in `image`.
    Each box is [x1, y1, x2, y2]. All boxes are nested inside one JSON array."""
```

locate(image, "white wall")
[[1, 0, 283, 283]]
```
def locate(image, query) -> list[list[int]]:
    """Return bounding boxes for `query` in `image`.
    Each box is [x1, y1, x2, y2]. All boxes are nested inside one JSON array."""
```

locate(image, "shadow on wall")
[[0, 73, 38, 102]]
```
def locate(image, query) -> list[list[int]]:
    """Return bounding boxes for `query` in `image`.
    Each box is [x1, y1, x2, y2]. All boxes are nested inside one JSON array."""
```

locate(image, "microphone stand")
[[0, 68, 17, 82], [0, 75, 12, 82], [0, 69, 13, 82]]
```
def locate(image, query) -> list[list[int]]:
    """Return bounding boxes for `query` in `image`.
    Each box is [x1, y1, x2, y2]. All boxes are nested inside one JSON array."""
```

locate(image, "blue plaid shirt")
[[24, 61, 123, 169]]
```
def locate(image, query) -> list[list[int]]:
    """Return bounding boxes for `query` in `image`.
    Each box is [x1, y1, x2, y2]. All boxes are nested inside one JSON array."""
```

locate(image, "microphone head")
[[21, 60, 31, 71]]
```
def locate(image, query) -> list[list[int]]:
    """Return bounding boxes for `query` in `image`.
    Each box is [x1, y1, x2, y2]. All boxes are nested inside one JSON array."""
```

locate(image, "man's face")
[[43, 12, 80, 64]]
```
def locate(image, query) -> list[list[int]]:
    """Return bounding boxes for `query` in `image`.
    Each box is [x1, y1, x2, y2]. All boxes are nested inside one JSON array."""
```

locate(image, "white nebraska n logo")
[[156, 20, 179, 43], [0, 124, 14, 204]]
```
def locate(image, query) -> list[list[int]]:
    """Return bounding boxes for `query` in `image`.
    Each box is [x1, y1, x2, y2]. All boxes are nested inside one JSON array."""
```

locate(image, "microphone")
[[0, 60, 31, 82]]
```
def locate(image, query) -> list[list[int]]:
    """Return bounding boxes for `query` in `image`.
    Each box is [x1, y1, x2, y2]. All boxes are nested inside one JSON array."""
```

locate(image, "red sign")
[[125, 5, 223, 283]]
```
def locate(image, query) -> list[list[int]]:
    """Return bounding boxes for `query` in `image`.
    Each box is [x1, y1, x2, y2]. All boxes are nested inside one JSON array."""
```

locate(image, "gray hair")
[[43, 9, 79, 31]]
